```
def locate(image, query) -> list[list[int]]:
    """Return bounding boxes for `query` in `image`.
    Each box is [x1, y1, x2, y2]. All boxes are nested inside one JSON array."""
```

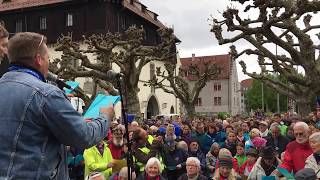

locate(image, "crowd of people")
[[0, 27, 319, 180], [71, 110, 320, 180]]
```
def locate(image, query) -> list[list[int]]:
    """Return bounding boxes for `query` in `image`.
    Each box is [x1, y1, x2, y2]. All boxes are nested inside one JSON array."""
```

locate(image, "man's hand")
[[99, 104, 115, 120], [176, 164, 182, 169], [107, 162, 114, 169]]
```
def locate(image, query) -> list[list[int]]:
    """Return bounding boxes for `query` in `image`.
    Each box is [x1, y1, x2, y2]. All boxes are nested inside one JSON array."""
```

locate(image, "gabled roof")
[[180, 54, 232, 80], [122, 0, 166, 29], [0, 0, 166, 29], [240, 78, 253, 89], [0, 0, 72, 11]]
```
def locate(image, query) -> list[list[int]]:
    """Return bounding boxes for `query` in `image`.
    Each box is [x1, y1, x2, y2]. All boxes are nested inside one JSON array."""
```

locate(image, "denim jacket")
[[0, 71, 110, 180]]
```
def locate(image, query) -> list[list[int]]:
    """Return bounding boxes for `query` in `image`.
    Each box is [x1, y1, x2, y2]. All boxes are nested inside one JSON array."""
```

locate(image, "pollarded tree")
[[147, 40, 221, 117], [50, 26, 176, 118], [211, 0, 320, 116]]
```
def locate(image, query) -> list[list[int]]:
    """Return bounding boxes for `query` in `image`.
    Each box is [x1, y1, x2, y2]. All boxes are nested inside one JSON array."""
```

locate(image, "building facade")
[[240, 78, 253, 115], [180, 54, 241, 116], [0, 0, 180, 119]]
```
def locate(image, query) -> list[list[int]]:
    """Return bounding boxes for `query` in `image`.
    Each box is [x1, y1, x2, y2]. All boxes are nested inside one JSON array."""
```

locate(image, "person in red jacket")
[[273, 122, 313, 176]]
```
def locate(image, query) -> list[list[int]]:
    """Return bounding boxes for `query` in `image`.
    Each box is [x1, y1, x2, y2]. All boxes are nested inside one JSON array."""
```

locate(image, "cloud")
[[140, 0, 258, 81]]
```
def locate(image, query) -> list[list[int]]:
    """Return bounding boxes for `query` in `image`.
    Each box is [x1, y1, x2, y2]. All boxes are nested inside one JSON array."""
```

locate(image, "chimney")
[[192, 53, 195, 61]]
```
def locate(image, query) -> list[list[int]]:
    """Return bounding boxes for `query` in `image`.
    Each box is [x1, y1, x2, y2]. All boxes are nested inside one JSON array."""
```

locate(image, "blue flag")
[[84, 94, 120, 119], [64, 81, 80, 95]]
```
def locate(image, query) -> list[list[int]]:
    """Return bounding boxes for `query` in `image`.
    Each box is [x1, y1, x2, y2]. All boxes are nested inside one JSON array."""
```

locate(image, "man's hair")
[[186, 157, 201, 168], [270, 122, 280, 132], [294, 121, 310, 131], [0, 24, 8, 39], [8, 32, 47, 64]]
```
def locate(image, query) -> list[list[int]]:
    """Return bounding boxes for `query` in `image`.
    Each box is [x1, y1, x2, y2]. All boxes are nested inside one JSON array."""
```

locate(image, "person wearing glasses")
[[177, 157, 208, 180], [0, 32, 113, 179], [273, 122, 313, 176]]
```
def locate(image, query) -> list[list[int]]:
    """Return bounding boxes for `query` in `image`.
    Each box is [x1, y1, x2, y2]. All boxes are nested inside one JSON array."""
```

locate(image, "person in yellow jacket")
[[84, 140, 114, 179]]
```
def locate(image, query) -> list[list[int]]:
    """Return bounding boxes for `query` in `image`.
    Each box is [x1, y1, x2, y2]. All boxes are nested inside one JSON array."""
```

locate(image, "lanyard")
[[8, 65, 45, 82]]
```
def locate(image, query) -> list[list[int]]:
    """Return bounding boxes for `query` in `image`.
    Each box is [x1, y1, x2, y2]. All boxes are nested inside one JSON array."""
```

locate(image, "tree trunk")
[[124, 88, 141, 120], [296, 97, 311, 118], [184, 103, 196, 119]]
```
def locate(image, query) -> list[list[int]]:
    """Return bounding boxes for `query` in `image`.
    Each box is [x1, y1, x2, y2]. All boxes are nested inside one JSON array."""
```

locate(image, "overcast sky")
[[140, 0, 259, 81]]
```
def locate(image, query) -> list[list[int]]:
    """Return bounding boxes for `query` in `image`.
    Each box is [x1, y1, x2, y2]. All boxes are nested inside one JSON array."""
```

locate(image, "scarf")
[[146, 174, 160, 180]]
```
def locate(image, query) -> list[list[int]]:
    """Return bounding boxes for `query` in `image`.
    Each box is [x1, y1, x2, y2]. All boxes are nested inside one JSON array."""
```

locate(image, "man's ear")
[[34, 54, 42, 67]]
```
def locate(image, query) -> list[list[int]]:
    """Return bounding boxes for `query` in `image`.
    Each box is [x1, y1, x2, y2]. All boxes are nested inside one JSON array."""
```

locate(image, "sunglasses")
[[294, 132, 305, 137]]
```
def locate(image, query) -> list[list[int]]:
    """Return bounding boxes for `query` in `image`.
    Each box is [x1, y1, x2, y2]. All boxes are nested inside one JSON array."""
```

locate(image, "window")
[[214, 82, 221, 91], [40, 17, 47, 30], [66, 13, 73, 27], [195, 98, 202, 106], [214, 97, 221, 106], [120, 15, 127, 30], [15, 20, 22, 32]]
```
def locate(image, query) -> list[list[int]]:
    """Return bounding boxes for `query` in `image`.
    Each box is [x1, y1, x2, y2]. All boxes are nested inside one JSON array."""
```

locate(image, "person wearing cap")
[[305, 132, 320, 178], [188, 139, 207, 171], [259, 121, 269, 138], [178, 157, 208, 180], [213, 155, 241, 180], [247, 146, 281, 180], [108, 124, 126, 160], [239, 148, 258, 177], [266, 123, 289, 156]]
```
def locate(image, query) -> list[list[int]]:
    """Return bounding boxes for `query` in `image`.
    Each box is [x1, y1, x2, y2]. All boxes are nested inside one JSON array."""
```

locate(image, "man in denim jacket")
[[0, 32, 112, 179]]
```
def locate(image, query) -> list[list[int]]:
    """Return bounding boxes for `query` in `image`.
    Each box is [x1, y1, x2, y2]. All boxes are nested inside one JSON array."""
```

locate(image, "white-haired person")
[[273, 122, 313, 176], [136, 157, 166, 180], [178, 157, 208, 180], [305, 132, 320, 178]]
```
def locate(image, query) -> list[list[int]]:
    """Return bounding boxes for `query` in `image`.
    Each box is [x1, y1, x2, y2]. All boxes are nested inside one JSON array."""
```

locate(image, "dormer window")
[[40, 17, 47, 30], [15, 20, 22, 32], [66, 13, 73, 27]]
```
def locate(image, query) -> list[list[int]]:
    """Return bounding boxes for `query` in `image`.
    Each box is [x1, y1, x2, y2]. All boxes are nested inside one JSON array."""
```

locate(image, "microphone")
[[106, 70, 123, 81], [47, 72, 72, 90]]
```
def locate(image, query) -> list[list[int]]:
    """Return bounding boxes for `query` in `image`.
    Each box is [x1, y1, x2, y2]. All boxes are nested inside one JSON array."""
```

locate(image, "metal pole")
[[117, 78, 132, 180], [262, 82, 264, 111], [276, 44, 280, 113]]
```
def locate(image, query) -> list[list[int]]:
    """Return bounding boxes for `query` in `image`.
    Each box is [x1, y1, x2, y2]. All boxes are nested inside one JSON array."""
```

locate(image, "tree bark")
[[124, 88, 141, 120], [296, 97, 311, 117], [184, 103, 196, 118]]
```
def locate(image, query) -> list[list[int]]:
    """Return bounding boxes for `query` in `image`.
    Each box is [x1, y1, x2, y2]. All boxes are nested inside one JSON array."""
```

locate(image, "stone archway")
[[146, 95, 159, 119], [170, 106, 175, 114]]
